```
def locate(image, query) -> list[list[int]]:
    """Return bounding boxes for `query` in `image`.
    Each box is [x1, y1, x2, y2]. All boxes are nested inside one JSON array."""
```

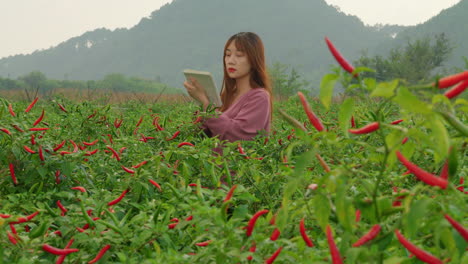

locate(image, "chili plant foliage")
[[0, 66, 467, 263]]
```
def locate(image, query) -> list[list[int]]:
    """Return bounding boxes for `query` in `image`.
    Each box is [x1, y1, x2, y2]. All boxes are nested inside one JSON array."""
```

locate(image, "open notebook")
[[183, 69, 222, 107]]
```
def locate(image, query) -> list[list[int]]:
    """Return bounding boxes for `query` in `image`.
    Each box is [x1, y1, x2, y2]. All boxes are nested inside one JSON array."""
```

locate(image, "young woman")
[[184, 32, 273, 144]]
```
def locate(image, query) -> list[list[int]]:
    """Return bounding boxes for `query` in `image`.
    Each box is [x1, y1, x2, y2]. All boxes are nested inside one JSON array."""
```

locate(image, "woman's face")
[[224, 40, 251, 80]]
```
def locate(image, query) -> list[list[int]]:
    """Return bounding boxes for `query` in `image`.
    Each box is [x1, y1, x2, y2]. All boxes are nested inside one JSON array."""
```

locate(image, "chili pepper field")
[[1, 52, 468, 263]]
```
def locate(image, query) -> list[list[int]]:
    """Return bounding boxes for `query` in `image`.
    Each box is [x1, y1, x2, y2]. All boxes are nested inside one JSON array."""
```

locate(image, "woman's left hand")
[[183, 77, 209, 107]]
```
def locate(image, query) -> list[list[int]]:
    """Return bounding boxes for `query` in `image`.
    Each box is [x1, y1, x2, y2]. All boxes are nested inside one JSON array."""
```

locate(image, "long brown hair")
[[219, 32, 273, 117]]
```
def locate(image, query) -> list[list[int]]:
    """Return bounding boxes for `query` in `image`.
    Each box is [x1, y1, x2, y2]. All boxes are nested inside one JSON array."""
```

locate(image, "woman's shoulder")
[[247, 88, 270, 100]]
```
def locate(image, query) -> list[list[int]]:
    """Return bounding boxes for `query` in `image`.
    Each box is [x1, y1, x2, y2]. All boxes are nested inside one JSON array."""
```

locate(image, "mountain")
[[0, 0, 396, 88], [370, 0, 468, 69], [3, 0, 465, 90]]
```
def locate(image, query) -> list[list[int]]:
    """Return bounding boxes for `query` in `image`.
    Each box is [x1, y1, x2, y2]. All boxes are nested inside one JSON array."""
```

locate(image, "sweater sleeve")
[[202, 90, 270, 142]]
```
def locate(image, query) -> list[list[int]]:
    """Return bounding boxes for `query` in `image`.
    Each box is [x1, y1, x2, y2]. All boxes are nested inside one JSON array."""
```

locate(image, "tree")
[[355, 33, 453, 84], [269, 62, 309, 99], [18, 71, 47, 100]]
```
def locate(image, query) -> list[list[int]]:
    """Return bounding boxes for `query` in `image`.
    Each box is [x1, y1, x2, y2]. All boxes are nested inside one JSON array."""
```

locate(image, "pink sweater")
[[202, 88, 271, 142]]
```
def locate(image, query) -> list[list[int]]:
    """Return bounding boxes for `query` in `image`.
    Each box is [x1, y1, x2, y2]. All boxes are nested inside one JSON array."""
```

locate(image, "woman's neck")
[[235, 74, 253, 96]]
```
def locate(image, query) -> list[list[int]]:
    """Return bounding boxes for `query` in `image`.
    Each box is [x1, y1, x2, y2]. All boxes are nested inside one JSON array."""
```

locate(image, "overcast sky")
[[0, 0, 461, 59]]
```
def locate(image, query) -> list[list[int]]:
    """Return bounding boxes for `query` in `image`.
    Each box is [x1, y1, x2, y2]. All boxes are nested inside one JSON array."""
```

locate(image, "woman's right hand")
[[184, 77, 209, 108]]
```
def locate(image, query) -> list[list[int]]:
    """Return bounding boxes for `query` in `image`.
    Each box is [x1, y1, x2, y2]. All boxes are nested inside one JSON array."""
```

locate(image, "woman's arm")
[[202, 90, 270, 142]]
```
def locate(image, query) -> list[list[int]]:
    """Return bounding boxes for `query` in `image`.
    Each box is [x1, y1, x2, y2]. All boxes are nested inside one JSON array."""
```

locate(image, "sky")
[[0, 0, 462, 59]]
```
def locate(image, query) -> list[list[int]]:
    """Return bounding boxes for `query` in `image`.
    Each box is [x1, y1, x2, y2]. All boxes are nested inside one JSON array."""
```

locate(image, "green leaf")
[[313, 194, 330, 231], [320, 74, 338, 110], [393, 87, 431, 114], [338, 98, 354, 135], [383, 257, 407, 264], [363, 78, 377, 91], [354, 66, 376, 74], [429, 115, 450, 163], [371, 79, 399, 98], [404, 198, 431, 238], [335, 182, 354, 231]]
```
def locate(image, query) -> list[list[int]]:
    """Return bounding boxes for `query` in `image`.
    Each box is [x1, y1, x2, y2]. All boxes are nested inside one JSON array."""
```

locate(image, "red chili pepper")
[[237, 143, 247, 155], [350, 115, 356, 128], [10, 223, 17, 235], [32, 109, 45, 126], [148, 179, 162, 191], [390, 119, 404, 125], [177, 142, 194, 148], [88, 244, 111, 264], [355, 210, 361, 223], [23, 145, 36, 154], [53, 140, 66, 152], [193, 116, 202, 124], [349, 122, 380, 134], [246, 209, 269, 237], [121, 165, 135, 174], [57, 103, 68, 113], [297, 92, 324, 132], [326, 225, 343, 264], [444, 214, 468, 241], [12, 124, 24, 132], [185, 215, 193, 221], [114, 118, 123, 128], [396, 151, 448, 189], [29, 127, 49, 131], [168, 222, 178, 229], [436, 71, 468, 89], [444, 79, 468, 99], [71, 186, 86, 193], [8, 104, 16, 117], [132, 160, 147, 168], [87, 110, 97, 119], [106, 146, 120, 161], [70, 140, 78, 153], [136, 116, 144, 127], [83, 139, 98, 146], [85, 149, 99, 156], [26, 211, 39, 221], [55, 170, 61, 184], [265, 246, 283, 264], [38, 145, 45, 161], [9, 163, 17, 185], [7, 231, 18, 245], [25, 97, 39, 113], [166, 131, 180, 141], [42, 244, 79, 255], [325, 37, 356, 76], [56, 200, 68, 216], [56, 238, 75, 264], [0, 214, 11, 218], [195, 240, 212, 247], [223, 184, 238, 202], [352, 224, 381, 247], [300, 218, 314, 247], [402, 137, 409, 144], [1, 128, 12, 135], [108, 189, 129, 206], [247, 242, 256, 261], [395, 230, 443, 264], [270, 228, 281, 241], [440, 160, 449, 180]]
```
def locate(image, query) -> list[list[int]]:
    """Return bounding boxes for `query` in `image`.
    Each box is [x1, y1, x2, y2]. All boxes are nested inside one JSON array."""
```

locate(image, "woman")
[[184, 32, 273, 144]]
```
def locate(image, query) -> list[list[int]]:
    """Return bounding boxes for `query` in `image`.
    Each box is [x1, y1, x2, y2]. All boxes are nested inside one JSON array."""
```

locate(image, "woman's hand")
[[184, 77, 209, 109]]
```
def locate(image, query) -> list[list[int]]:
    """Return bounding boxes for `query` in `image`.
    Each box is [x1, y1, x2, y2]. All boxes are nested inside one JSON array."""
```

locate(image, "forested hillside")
[[0, 0, 395, 89]]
